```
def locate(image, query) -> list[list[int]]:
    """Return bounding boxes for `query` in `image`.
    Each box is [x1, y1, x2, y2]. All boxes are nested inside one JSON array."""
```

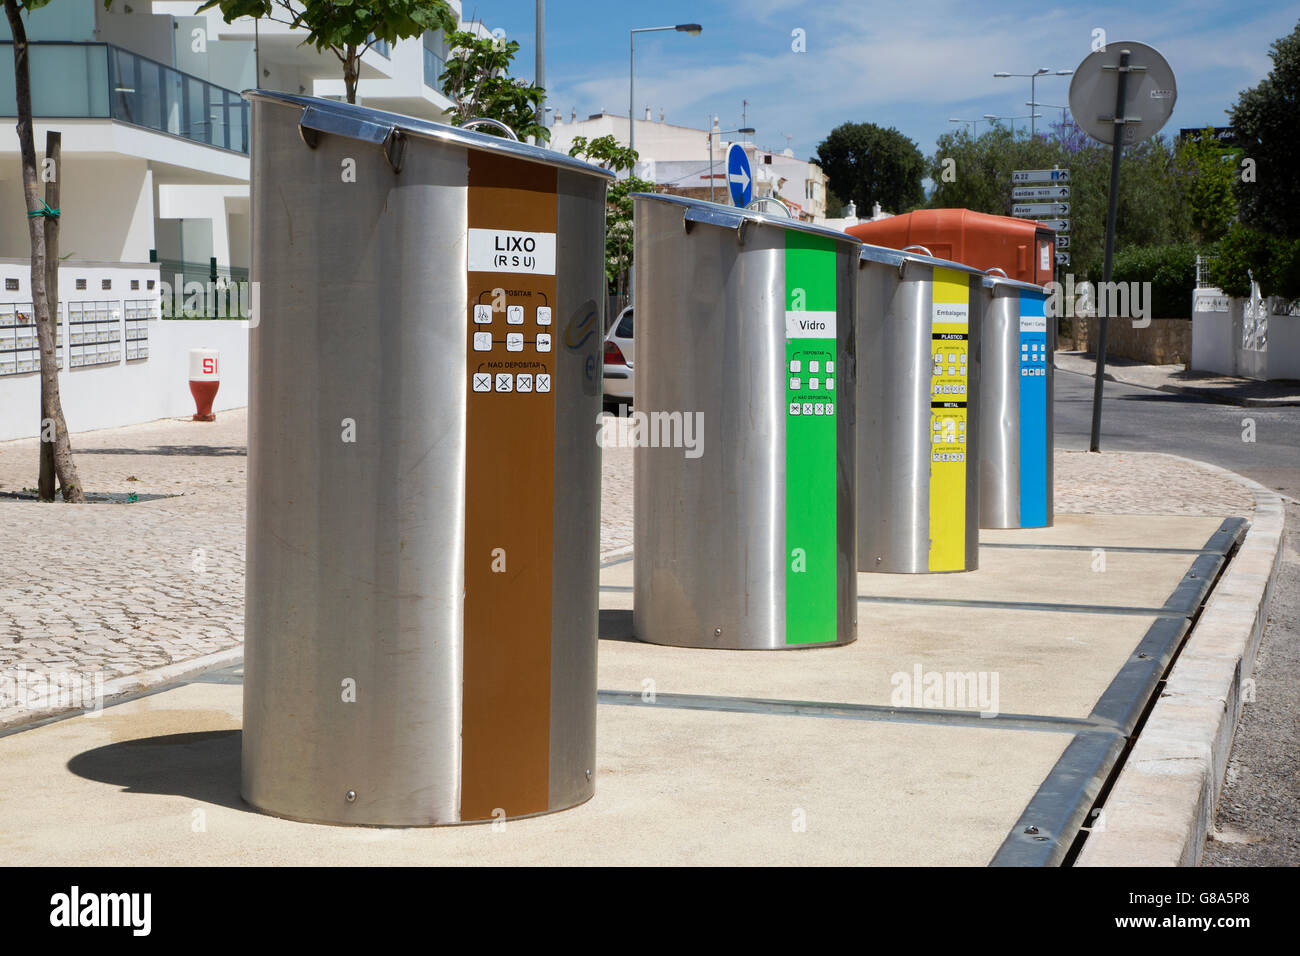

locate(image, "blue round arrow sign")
[[726, 143, 752, 207]]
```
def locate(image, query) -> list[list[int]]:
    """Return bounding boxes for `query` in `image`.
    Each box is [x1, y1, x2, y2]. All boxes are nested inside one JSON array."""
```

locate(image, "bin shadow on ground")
[[66, 730, 247, 812], [75, 445, 247, 457], [598, 608, 637, 642]]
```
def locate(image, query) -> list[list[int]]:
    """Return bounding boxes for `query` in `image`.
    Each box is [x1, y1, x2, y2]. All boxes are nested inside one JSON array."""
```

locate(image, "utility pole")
[[535, 0, 545, 136]]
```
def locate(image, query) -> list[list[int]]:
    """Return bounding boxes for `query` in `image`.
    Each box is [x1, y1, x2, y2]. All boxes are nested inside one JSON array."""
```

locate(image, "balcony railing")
[[0, 42, 249, 154]]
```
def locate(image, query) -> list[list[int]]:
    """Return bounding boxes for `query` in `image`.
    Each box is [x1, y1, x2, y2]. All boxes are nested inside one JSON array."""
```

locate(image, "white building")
[[0, 0, 493, 439], [549, 109, 830, 222]]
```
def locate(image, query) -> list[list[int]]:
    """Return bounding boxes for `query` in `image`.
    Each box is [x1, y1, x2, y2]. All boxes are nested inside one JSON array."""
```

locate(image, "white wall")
[[1264, 307, 1300, 380], [0, 318, 248, 441], [0, 259, 248, 440], [157, 184, 249, 271], [1190, 287, 1300, 380], [0, 156, 154, 262]]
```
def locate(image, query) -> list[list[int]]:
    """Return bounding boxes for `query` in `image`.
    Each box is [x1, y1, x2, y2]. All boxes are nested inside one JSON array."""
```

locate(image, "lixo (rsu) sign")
[[726, 142, 752, 207]]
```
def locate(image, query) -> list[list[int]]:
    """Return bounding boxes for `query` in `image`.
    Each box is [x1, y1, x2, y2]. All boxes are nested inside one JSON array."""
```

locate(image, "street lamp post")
[[1027, 102, 1071, 128], [949, 117, 983, 136], [629, 24, 703, 165], [984, 112, 1043, 138], [629, 23, 701, 304], [708, 125, 755, 203], [994, 67, 1072, 137]]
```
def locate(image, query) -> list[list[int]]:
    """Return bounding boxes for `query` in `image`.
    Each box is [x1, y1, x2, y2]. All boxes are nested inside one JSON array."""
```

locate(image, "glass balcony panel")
[[0, 42, 246, 154], [0, 43, 109, 116]]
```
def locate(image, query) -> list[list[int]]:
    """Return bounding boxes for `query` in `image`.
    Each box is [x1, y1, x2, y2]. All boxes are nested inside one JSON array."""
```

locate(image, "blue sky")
[[472, 0, 1299, 160]]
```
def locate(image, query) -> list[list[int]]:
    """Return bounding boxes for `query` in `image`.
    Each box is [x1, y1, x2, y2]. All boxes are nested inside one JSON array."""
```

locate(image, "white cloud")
[[544, 0, 1297, 157]]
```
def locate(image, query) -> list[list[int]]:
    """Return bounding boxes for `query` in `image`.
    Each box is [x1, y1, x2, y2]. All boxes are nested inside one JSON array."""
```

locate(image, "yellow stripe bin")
[[856, 244, 985, 573]]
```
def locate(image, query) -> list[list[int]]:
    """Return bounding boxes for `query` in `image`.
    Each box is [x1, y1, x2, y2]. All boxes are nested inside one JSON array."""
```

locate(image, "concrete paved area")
[[0, 407, 1280, 864], [601, 595, 1160, 721], [0, 505, 1239, 865], [0, 677, 1074, 866]]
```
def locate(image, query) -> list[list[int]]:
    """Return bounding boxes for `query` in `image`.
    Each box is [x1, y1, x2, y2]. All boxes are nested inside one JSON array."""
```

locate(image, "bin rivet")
[[1024, 825, 1039, 835], [345, 790, 357, 803], [714, 627, 723, 637], [585, 769, 592, 780]]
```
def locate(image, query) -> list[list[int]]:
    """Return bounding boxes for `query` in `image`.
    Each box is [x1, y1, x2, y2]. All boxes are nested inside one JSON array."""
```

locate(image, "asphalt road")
[[1054, 368, 1300, 866], [1054, 369, 1300, 501]]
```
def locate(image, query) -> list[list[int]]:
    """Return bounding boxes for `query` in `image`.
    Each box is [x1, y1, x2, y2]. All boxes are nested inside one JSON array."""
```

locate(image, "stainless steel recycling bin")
[[632, 195, 860, 649], [242, 92, 611, 826], [979, 273, 1054, 529], [856, 245, 984, 573]]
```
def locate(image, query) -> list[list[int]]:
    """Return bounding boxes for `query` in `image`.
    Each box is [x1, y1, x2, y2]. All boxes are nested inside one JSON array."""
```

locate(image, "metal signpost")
[[1012, 202, 1069, 218], [1010, 167, 1070, 291], [1067, 41, 1176, 451], [1012, 168, 1069, 184], [1012, 185, 1070, 201]]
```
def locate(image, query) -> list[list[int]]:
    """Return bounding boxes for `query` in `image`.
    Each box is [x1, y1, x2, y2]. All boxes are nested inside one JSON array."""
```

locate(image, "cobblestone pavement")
[[0, 413, 247, 720], [0, 409, 1254, 724]]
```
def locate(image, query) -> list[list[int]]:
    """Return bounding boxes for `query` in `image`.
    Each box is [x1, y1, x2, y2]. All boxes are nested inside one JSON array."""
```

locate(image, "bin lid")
[[981, 272, 1047, 295], [632, 193, 862, 246], [857, 242, 985, 278], [244, 90, 616, 181]]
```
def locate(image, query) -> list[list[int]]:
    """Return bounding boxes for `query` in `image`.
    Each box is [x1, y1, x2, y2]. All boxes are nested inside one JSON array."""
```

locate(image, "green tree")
[[927, 124, 1058, 214], [566, 135, 636, 173], [6, 0, 84, 500], [1209, 223, 1300, 299], [568, 135, 648, 295], [440, 30, 548, 143], [1229, 19, 1300, 239], [814, 122, 925, 214], [921, 119, 1191, 282], [194, 0, 456, 104], [1175, 128, 1240, 244]]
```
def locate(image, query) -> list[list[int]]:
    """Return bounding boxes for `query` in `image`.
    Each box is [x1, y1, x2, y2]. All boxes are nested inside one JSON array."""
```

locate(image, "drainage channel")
[[990, 517, 1246, 866]]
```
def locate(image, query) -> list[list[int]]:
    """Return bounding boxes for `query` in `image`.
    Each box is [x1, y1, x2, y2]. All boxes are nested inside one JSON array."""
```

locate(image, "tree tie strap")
[[27, 199, 59, 219]]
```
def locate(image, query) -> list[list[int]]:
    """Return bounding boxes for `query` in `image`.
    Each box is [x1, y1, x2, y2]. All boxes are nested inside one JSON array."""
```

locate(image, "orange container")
[[847, 209, 1056, 285]]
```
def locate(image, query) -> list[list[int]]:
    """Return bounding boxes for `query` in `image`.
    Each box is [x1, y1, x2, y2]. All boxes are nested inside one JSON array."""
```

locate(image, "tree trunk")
[[344, 44, 359, 104], [38, 130, 58, 499], [4, 1, 84, 502]]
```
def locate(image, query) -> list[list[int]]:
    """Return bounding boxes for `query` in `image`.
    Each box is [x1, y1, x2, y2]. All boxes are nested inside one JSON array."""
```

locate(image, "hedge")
[[1108, 243, 1198, 319]]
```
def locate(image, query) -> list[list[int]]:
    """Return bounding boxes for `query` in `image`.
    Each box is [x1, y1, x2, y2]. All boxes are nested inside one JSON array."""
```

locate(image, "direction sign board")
[[726, 143, 752, 207], [1012, 168, 1069, 184], [1037, 219, 1069, 232], [1012, 186, 1070, 201], [1013, 202, 1070, 217], [1056, 252, 1070, 266], [1055, 235, 1070, 249], [1068, 41, 1177, 146]]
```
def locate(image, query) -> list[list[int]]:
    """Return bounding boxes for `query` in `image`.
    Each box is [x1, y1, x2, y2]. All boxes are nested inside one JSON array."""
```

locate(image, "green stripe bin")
[[630, 194, 861, 649]]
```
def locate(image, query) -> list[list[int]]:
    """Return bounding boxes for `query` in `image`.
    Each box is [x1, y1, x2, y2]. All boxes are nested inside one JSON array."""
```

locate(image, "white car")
[[603, 305, 634, 404]]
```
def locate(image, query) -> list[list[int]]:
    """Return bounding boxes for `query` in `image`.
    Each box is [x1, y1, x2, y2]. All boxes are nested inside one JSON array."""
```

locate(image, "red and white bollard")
[[189, 348, 220, 422]]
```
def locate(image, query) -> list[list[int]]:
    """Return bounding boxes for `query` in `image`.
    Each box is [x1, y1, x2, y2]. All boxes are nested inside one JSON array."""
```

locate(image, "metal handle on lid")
[[297, 105, 406, 173], [985, 267, 1008, 277], [901, 244, 933, 257], [745, 196, 793, 218], [462, 117, 521, 142]]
